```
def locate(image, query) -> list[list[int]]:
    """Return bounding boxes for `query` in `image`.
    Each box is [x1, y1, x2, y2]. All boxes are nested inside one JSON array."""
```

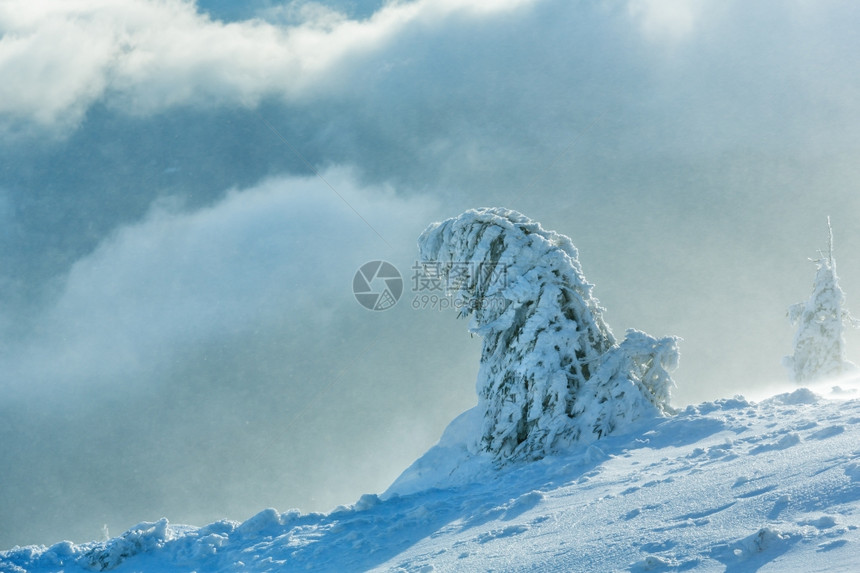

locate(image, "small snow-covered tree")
[[418, 208, 680, 461], [784, 218, 857, 382], [572, 329, 679, 442]]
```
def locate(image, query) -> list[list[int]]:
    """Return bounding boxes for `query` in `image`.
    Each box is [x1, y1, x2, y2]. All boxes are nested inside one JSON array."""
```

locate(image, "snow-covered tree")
[[784, 218, 857, 382], [417, 208, 680, 461], [572, 329, 679, 442]]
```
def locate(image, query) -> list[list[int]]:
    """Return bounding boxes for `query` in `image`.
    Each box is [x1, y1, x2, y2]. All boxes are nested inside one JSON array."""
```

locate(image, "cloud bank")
[[0, 0, 535, 133], [0, 170, 485, 546], [4, 169, 437, 399]]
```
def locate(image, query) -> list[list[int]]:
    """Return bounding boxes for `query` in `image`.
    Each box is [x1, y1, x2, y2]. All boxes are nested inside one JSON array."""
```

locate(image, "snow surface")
[[3, 384, 860, 572]]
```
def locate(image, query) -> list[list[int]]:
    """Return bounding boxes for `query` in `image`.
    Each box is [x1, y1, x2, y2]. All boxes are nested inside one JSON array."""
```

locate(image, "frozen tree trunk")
[[784, 218, 857, 382], [418, 208, 680, 461]]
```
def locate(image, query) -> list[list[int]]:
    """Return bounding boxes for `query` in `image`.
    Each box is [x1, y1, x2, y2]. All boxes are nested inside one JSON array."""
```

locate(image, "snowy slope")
[[3, 385, 860, 572]]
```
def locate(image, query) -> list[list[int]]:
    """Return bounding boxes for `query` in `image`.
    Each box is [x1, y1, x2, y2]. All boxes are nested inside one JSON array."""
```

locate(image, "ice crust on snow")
[[417, 208, 680, 462]]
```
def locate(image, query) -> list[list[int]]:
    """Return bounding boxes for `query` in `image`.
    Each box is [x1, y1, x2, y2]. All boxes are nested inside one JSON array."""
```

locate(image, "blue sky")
[[2, 0, 860, 548]]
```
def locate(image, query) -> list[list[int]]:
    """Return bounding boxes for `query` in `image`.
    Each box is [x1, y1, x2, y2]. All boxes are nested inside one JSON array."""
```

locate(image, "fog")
[[2, 0, 860, 548]]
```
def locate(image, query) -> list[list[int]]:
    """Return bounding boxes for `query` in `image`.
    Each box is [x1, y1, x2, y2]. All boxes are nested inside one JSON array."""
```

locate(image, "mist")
[[2, 0, 860, 548]]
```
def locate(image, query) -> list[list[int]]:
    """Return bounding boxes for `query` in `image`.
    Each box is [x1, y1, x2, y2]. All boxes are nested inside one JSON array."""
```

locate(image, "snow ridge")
[[3, 389, 859, 572]]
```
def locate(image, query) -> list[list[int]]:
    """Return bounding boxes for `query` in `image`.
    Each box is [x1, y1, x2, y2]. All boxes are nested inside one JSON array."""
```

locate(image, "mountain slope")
[[3, 386, 859, 572]]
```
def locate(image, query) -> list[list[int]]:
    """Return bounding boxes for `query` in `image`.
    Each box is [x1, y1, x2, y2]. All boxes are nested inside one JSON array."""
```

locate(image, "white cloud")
[[0, 0, 536, 132], [3, 169, 438, 399], [626, 0, 709, 43], [0, 170, 475, 546]]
